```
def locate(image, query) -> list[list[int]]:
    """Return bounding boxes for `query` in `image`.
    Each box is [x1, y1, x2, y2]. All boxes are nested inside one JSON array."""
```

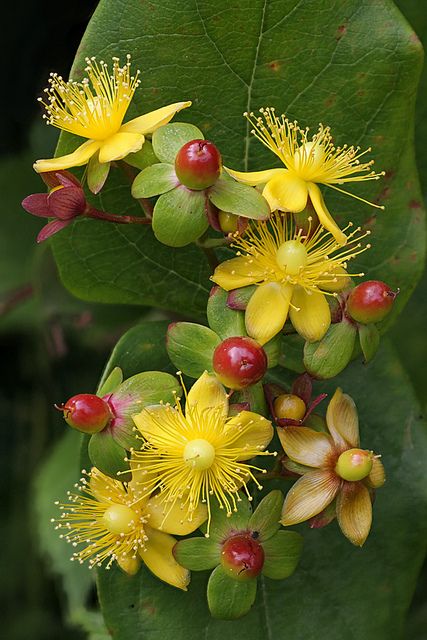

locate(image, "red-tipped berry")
[[346, 280, 397, 324], [59, 394, 112, 434], [335, 448, 373, 482], [213, 336, 268, 390], [175, 140, 221, 190], [221, 534, 264, 581]]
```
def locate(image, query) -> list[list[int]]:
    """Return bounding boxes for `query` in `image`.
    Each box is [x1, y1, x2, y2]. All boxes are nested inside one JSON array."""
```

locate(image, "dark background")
[[1, 1, 426, 638]]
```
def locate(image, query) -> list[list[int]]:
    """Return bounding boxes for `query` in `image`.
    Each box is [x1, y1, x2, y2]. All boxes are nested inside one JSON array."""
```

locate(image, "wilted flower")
[[279, 388, 385, 546]]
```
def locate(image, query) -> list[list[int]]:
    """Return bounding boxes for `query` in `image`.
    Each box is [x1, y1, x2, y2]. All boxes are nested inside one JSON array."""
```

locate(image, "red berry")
[[60, 394, 112, 434], [346, 280, 397, 324], [213, 336, 268, 390], [175, 140, 221, 190], [221, 534, 264, 581]]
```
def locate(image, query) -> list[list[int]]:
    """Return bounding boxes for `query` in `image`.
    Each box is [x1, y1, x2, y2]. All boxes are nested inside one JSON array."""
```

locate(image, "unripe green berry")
[[335, 448, 373, 481], [274, 394, 306, 421]]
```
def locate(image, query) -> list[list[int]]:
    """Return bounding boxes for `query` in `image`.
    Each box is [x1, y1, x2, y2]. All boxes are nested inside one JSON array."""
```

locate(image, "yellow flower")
[[226, 108, 384, 245], [211, 212, 370, 345], [279, 388, 385, 546], [132, 372, 274, 534], [34, 55, 190, 174], [53, 466, 206, 589]]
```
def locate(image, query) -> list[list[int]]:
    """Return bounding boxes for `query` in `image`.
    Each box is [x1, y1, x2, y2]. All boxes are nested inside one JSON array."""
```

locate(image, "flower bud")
[[221, 534, 264, 581], [346, 280, 398, 324], [175, 140, 222, 190]]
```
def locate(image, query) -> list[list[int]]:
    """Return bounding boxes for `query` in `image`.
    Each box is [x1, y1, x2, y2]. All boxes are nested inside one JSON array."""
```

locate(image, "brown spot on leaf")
[[324, 94, 336, 108], [336, 22, 348, 40], [383, 170, 395, 181], [409, 199, 422, 209], [268, 61, 281, 72]]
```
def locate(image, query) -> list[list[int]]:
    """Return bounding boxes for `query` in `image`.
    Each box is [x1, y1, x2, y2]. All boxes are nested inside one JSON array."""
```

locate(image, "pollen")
[[39, 55, 141, 140]]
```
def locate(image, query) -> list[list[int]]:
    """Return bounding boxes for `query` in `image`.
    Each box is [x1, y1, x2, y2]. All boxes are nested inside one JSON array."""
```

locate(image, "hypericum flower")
[[211, 212, 370, 345], [53, 466, 207, 589], [279, 388, 385, 546], [131, 372, 274, 533], [33, 56, 190, 181], [226, 108, 384, 245], [22, 170, 151, 242]]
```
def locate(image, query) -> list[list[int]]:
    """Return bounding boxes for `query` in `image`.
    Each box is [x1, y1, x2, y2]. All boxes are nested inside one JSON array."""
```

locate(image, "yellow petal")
[[281, 469, 340, 526], [211, 257, 264, 291], [289, 287, 331, 342], [89, 467, 125, 504], [141, 527, 190, 590], [336, 482, 372, 546], [320, 266, 351, 292], [245, 282, 293, 345], [225, 411, 273, 460], [366, 457, 386, 489], [307, 183, 347, 245], [133, 404, 182, 445], [145, 493, 208, 535], [277, 426, 335, 468], [117, 554, 141, 576], [120, 101, 192, 134], [33, 139, 100, 173], [262, 172, 308, 213], [186, 371, 228, 420], [224, 166, 288, 187], [98, 132, 145, 163], [326, 388, 360, 449]]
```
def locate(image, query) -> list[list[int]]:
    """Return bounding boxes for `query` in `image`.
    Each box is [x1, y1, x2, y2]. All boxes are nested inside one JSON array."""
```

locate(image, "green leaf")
[[173, 537, 221, 571], [359, 323, 380, 363], [208, 174, 270, 219], [303, 321, 357, 379], [166, 321, 220, 377], [207, 286, 246, 339], [263, 335, 281, 369], [87, 152, 110, 194], [125, 139, 159, 170], [98, 321, 173, 386], [233, 381, 267, 416], [33, 430, 94, 615], [152, 187, 209, 247], [88, 431, 129, 478], [207, 566, 257, 620], [97, 366, 123, 396], [131, 163, 178, 198], [261, 530, 303, 580], [152, 123, 204, 163], [248, 490, 283, 542]]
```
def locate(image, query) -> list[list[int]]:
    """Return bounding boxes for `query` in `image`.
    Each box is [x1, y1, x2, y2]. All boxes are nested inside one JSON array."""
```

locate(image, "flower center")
[[291, 141, 326, 180], [183, 438, 216, 470], [103, 504, 137, 535], [335, 448, 373, 482], [276, 240, 308, 275]]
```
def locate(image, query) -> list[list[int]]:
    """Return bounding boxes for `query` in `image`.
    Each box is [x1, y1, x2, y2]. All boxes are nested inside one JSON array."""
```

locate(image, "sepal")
[[152, 187, 208, 246], [208, 173, 270, 220], [152, 122, 204, 163], [303, 320, 357, 379], [358, 323, 380, 363], [166, 322, 220, 377], [207, 565, 257, 620]]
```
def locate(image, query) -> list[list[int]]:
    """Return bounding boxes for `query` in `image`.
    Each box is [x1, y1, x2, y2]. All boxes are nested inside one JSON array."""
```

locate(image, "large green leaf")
[[51, 0, 425, 324], [96, 341, 427, 639]]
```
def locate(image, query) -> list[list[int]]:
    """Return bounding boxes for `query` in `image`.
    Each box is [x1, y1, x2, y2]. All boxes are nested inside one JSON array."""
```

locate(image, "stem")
[[197, 236, 233, 249], [0, 284, 33, 316], [86, 208, 152, 225], [200, 246, 219, 272]]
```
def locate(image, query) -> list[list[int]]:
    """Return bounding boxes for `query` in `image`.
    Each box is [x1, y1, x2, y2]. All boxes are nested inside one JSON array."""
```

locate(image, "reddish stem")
[[86, 207, 152, 225]]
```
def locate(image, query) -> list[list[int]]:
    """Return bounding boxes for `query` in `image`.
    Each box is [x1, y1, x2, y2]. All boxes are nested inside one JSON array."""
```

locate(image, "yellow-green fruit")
[[274, 394, 306, 421], [103, 504, 137, 535], [276, 240, 308, 275], [184, 439, 216, 470], [335, 448, 373, 482]]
